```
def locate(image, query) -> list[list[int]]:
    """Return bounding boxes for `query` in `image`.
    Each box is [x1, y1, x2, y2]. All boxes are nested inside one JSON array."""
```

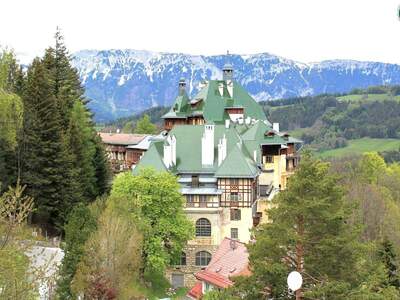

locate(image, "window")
[[199, 195, 207, 207], [231, 228, 238, 239], [230, 192, 239, 201], [230, 209, 241, 221], [196, 218, 211, 237], [186, 195, 195, 207], [192, 175, 199, 188], [195, 251, 212, 266], [172, 252, 186, 266], [265, 155, 274, 163]]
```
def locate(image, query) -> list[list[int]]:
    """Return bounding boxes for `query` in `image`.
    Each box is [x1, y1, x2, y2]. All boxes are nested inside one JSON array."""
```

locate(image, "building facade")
[[134, 65, 301, 288], [99, 133, 153, 172]]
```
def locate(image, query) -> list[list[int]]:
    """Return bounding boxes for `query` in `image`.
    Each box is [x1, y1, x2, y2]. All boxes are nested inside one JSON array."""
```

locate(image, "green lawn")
[[337, 94, 400, 103], [316, 138, 400, 159]]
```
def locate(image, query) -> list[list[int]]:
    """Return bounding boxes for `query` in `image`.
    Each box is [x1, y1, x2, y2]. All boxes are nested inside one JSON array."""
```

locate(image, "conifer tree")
[[93, 135, 111, 196], [379, 239, 400, 289], [21, 58, 76, 227], [42, 29, 110, 202], [67, 101, 97, 200]]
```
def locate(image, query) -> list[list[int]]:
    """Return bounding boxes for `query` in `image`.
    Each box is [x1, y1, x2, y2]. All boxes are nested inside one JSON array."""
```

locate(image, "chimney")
[[218, 135, 227, 166], [171, 135, 176, 165], [178, 78, 186, 96], [163, 135, 176, 168], [253, 150, 257, 162], [223, 63, 233, 81], [273, 122, 280, 132], [163, 142, 171, 168], [218, 82, 224, 96], [202, 125, 214, 166], [225, 119, 230, 129], [223, 63, 234, 97]]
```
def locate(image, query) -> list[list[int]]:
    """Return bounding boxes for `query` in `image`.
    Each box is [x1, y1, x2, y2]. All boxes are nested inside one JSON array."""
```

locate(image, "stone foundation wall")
[[166, 243, 219, 288]]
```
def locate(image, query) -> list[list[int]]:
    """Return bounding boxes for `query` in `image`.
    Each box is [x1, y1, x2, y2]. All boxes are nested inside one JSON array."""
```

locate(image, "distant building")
[[98, 133, 153, 172], [134, 64, 302, 288], [187, 237, 250, 299]]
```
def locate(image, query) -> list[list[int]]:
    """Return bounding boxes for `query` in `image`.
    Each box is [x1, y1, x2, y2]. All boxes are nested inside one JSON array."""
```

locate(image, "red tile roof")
[[196, 270, 232, 288], [98, 133, 147, 146], [195, 237, 250, 288], [187, 281, 202, 299]]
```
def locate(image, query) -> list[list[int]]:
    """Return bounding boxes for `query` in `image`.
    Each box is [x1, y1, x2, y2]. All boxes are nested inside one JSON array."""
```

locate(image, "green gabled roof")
[[162, 91, 191, 119], [199, 81, 227, 122], [215, 144, 259, 178], [241, 120, 271, 141], [133, 141, 167, 174], [230, 81, 269, 122], [163, 80, 269, 124], [174, 93, 190, 112]]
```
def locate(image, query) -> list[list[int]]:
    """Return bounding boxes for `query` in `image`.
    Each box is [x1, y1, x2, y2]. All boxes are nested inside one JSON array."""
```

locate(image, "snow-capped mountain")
[[71, 50, 400, 122]]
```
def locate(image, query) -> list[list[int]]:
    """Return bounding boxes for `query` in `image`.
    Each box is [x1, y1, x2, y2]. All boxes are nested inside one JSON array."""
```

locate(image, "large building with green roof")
[[133, 65, 302, 288]]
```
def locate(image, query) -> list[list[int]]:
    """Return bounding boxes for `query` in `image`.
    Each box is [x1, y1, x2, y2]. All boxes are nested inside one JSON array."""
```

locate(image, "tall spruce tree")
[[43, 29, 110, 202], [43, 29, 85, 128], [67, 101, 97, 200], [22, 58, 68, 225]]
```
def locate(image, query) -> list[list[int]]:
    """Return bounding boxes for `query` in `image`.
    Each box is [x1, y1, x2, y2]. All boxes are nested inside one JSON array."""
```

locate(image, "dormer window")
[[265, 130, 275, 137]]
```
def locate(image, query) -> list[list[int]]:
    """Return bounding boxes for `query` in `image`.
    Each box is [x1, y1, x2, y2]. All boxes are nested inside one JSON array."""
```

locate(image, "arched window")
[[196, 218, 211, 237], [195, 251, 212, 266], [173, 252, 186, 265]]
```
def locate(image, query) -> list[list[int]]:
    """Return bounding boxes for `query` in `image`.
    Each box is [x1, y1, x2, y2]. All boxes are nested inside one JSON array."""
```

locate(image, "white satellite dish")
[[287, 271, 302, 291]]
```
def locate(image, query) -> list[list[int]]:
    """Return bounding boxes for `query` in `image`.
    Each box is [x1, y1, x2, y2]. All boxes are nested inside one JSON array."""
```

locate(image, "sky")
[[1, 0, 400, 64]]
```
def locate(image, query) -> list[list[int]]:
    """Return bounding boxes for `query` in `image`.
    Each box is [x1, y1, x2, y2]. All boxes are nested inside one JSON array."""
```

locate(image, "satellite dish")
[[287, 271, 302, 291]]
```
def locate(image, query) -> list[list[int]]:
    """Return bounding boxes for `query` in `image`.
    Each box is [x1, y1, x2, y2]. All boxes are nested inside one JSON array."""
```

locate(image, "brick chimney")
[[178, 78, 186, 96]]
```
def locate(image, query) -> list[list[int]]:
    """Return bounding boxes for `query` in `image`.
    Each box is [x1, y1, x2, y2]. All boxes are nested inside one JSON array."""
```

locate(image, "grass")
[[337, 93, 400, 103], [316, 138, 400, 159]]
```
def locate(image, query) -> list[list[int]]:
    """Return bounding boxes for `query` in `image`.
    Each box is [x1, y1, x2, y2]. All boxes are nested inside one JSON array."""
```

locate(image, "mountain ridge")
[[71, 49, 400, 122]]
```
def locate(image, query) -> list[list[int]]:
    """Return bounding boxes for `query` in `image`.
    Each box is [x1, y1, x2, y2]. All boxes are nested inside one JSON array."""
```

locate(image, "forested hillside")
[[261, 85, 400, 156]]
